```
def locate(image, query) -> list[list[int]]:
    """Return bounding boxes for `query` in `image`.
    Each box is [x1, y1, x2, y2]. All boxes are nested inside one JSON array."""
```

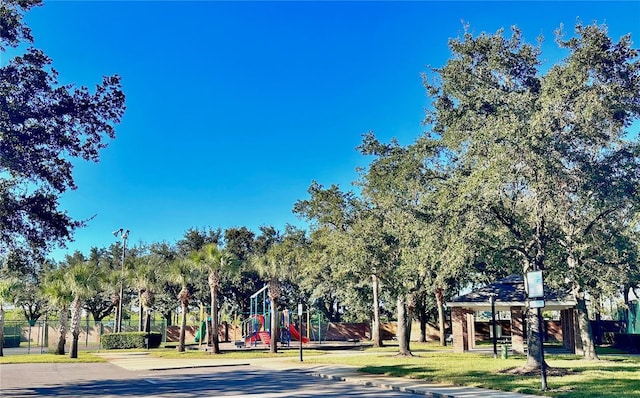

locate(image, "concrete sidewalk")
[[95, 352, 544, 398]]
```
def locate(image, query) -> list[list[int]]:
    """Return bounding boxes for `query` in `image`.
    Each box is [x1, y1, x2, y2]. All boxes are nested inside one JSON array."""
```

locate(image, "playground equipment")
[[195, 304, 211, 345], [241, 285, 310, 347]]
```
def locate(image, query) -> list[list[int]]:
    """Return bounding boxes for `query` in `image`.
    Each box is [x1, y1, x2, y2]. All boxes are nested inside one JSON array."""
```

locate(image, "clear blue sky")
[[10, 1, 640, 259]]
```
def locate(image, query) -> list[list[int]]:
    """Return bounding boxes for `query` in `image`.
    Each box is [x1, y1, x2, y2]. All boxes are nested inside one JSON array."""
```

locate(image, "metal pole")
[[538, 307, 548, 390], [298, 303, 303, 362], [85, 313, 89, 347], [528, 266, 548, 391], [115, 230, 129, 333], [491, 295, 497, 359], [318, 313, 321, 344]]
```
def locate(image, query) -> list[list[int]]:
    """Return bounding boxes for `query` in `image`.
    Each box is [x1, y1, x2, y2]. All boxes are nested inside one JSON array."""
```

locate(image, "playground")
[[193, 285, 329, 350]]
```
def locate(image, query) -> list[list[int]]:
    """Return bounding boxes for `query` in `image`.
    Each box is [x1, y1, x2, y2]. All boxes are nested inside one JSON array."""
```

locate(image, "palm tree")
[[192, 244, 236, 354], [167, 258, 197, 352], [129, 255, 163, 334], [42, 268, 73, 355], [250, 243, 297, 353], [67, 262, 101, 358], [0, 277, 21, 357]]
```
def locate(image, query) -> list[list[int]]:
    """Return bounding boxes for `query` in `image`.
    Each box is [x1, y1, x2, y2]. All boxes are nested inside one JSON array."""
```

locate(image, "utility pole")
[[113, 229, 129, 333]]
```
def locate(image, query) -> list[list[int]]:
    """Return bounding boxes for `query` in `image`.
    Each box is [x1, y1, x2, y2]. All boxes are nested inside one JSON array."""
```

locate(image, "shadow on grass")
[[545, 375, 640, 398], [360, 364, 437, 379], [359, 362, 640, 398]]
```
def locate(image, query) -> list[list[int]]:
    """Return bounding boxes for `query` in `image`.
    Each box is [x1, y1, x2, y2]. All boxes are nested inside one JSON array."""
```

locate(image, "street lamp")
[[113, 228, 129, 333]]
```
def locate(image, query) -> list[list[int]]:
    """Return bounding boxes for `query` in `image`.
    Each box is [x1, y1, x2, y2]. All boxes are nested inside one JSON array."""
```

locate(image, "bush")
[[3, 335, 21, 348], [102, 332, 162, 349]]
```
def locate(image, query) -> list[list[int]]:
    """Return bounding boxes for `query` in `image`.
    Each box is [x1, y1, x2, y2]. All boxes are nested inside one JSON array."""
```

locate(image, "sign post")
[[489, 293, 497, 358], [525, 270, 548, 391]]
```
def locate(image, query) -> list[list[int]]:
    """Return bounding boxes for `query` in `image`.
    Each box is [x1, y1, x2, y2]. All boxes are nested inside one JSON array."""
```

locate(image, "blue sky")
[[7, 1, 639, 259]]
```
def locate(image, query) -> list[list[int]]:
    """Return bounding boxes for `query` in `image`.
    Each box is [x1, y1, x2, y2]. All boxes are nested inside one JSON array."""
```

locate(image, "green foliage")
[[101, 332, 162, 349], [0, 0, 126, 262]]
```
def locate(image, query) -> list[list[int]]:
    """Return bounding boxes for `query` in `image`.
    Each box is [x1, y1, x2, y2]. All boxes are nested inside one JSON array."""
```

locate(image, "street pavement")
[[0, 344, 545, 398], [90, 351, 544, 398]]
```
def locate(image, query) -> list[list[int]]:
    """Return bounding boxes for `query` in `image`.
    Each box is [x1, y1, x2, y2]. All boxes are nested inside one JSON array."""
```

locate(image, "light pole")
[[113, 228, 129, 333], [489, 293, 497, 359]]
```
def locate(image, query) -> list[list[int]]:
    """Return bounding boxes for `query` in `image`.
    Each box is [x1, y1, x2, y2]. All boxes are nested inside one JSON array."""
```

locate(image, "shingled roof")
[[446, 275, 576, 311]]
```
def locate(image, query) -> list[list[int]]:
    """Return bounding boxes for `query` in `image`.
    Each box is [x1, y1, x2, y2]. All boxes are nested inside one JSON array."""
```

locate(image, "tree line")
[[2, 1, 640, 371]]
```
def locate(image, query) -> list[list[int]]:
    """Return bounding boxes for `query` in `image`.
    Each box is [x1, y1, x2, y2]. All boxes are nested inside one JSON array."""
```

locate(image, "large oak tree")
[[423, 22, 640, 367], [0, 0, 126, 262]]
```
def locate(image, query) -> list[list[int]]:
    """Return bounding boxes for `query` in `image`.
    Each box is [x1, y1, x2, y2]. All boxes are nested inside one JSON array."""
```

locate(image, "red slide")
[[289, 324, 310, 343]]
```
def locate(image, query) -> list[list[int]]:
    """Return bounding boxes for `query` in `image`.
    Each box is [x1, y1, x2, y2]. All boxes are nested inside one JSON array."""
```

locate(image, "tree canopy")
[[0, 0, 126, 260]]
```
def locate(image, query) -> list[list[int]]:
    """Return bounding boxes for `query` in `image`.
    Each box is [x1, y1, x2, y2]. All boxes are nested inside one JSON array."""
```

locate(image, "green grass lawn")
[[0, 352, 106, 364], [303, 349, 640, 398], [362, 340, 453, 353]]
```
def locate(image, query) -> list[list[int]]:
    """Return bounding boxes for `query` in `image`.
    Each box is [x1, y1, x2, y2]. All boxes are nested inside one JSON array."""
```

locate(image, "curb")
[[310, 372, 454, 398]]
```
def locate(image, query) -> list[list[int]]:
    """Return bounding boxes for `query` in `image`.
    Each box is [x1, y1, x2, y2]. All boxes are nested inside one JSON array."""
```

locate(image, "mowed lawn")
[[0, 352, 106, 364], [303, 348, 640, 398]]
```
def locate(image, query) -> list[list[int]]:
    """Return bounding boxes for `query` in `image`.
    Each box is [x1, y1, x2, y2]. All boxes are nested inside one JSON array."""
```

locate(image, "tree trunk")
[[113, 295, 121, 333], [371, 274, 383, 347], [138, 291, 144, 332], [435, 287, 446, 346], [178, 302, 188, 352], [525, 308, 548, 369], [418, 306, 427, 343], [56, 305, 68, 355], [211, 286, 220, 354], [397, 295, 412, 356], [269, 296, 278, 354], [69, 297, 82, 359], [143, 307, 151, 336], [574, 287, 599, 360]]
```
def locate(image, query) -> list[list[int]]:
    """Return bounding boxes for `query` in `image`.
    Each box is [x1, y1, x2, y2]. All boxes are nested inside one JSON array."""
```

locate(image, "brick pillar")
[[452, 307, 469, 353], [467, 312, 476, 349], [510, 306, 525, 354]]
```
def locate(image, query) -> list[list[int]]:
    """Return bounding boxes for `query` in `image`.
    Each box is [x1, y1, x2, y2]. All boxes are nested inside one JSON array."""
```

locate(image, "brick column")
[[452, 307, 469, 353], [510, 306, 525, 354], [467, 312, 476, 349]]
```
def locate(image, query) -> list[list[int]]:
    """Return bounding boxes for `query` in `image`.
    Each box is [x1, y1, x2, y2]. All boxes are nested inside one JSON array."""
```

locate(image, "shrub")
[[102, 332, 162, 349], [3, 335, 21, 348]]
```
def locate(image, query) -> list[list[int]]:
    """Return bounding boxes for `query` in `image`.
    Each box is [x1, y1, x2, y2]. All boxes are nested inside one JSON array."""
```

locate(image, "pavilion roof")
[[446, 275, 576, 311]]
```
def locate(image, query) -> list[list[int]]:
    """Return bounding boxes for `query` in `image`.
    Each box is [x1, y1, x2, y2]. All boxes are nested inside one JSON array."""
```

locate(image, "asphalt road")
[[0, 363, 424, 397]]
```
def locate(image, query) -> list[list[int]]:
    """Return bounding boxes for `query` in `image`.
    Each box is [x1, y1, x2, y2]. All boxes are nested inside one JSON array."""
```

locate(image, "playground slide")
[[194, 320, 206, 342], [244, 314, 267, 346], [289, 324, 310, 343]]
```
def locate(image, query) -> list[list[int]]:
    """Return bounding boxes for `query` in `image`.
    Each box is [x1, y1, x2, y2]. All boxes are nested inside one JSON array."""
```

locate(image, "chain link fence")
[[2, 319, 167, 353]]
